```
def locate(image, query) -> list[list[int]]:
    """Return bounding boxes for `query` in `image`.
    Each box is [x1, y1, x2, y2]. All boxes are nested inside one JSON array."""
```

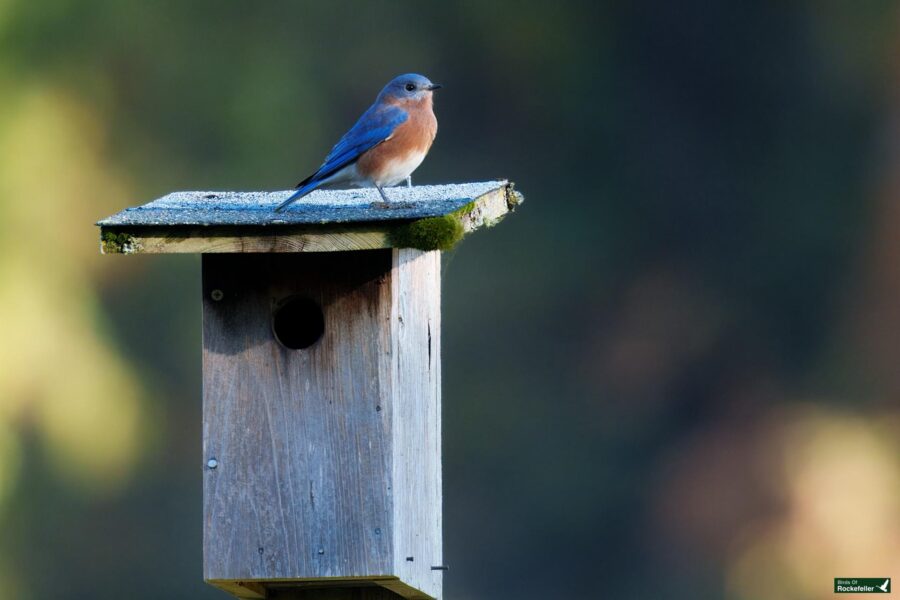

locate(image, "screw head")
[[207, 458, 218, 469], [374, 528, 381, 535], [317, 548, 325, 555], [211, 289, 224, 301]]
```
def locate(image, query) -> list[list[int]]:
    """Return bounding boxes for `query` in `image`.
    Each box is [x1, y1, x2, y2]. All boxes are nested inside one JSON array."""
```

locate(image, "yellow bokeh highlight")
[[728, 406, 900, 600], [0, 82, 148, 497]]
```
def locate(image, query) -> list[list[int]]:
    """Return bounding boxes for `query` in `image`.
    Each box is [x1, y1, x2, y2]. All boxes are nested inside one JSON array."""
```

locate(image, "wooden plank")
[[102, 225, 390, 254], [209, 580, 267, 599], [202, 252, 395, 581], [202, 250, 442, 599], [390, 249, 442, 598], [99, 183, 522, 254]]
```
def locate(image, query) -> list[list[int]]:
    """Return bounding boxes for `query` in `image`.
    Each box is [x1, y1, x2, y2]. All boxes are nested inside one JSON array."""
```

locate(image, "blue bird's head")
[[379, 73, 442, 103]]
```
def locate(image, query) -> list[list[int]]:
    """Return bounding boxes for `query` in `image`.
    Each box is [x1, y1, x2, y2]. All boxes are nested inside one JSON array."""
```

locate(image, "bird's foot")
[[406, 176, 412, 188]]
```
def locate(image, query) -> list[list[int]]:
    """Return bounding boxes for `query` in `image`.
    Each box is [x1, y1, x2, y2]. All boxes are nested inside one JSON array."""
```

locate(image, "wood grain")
[[202, 250, 441, 599], [105, 225, 390, 254], [390, 249, 442, 595], [203, 252, 393, 581]]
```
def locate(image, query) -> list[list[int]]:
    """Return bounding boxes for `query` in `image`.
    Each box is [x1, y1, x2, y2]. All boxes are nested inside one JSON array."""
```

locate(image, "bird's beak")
[[427, 83, 442, 91]]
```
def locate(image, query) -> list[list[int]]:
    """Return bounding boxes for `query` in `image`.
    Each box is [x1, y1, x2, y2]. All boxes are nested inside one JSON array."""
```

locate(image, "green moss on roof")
[[389, 213, 465, 251], [101, 231, 136, 254]]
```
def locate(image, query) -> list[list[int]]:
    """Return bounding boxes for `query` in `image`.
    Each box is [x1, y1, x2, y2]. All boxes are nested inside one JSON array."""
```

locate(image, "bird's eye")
[[405, 83, 416, 92]]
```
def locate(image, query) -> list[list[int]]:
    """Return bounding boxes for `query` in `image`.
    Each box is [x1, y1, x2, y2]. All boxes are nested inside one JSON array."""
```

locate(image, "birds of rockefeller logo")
[[834, 578, 891, 593]]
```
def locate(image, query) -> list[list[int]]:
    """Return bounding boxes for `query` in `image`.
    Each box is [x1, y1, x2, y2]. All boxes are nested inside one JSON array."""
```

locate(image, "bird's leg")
[[376, 185, 391, 203], [406, 176, 412, 188]]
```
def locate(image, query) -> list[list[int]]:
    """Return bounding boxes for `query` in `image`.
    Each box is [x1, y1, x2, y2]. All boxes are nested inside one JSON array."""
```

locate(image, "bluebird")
[[275, 73, 441, 212]]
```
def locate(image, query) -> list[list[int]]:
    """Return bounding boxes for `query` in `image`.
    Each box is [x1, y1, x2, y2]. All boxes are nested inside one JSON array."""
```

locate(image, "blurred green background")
[[1, 1, 899, 599]]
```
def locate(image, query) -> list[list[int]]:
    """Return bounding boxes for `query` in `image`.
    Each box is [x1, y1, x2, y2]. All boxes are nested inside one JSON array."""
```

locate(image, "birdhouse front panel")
[[201, 249, 442, 600]]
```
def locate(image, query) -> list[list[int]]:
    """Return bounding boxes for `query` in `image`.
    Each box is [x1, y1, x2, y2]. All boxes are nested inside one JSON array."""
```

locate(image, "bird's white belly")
[[315, 162, 362, 188], [376, 150, 428, 187]]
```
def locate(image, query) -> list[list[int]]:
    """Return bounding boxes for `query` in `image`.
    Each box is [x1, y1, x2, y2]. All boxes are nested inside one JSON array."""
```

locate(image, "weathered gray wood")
[[203, 252, 393, 586], [203, 250, 442, 600], [97, 181, 521, 254], [390, 249, 442, 594], [102, 225, 391, 254]]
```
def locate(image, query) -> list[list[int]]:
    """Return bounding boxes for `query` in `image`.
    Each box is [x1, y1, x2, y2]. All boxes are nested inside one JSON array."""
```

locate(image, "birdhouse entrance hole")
[[272, 296, 325, 350]]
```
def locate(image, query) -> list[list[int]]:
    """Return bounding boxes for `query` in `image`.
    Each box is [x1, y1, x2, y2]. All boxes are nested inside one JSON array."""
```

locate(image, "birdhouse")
[[97, 181, 522, 600]]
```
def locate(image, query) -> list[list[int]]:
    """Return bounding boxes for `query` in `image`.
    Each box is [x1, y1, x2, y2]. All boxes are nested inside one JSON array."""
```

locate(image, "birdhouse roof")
[[97, 180, 521, 254]]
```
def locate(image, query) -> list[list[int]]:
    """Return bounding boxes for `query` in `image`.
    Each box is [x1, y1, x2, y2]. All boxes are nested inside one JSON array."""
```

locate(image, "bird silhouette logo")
[[878, 578, 890, 593]]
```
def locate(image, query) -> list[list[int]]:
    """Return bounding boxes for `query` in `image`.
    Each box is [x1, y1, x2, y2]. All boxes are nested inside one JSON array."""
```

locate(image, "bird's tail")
[[274, 176, 320, 212]]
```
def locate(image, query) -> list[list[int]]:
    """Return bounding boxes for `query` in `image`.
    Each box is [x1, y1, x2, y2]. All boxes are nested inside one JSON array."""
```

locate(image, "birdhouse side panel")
[[391, 249, 443, 598]]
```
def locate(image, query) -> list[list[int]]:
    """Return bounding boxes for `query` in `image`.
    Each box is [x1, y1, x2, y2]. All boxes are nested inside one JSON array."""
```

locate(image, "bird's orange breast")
[[356, 95, 437, 185]]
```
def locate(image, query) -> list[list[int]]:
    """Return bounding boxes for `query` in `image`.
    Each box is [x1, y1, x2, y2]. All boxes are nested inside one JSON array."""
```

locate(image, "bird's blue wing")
[[301, 104, 408, 186], [275, 103, 407, 212]]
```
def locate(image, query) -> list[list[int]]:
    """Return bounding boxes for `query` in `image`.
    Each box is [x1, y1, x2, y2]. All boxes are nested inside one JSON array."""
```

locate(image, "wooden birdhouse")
[[97, 181, 522, 600]]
